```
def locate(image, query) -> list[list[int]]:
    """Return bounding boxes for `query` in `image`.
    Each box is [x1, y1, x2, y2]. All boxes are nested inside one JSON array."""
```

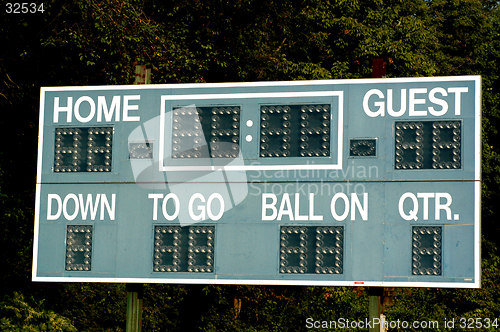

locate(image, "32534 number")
[[6, 3, 44, 13], [459, 318, 499, 329]]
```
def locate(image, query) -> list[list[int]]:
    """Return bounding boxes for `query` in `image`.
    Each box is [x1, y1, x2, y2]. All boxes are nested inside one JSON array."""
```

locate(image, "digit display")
[[171, 106, 240, 159], [350, 139, 376, 157], [153, 225, 215, 273], [395, 121, 461, 170], [412, 226, 442, 275], [65, 225, 93, 271], [279, 226, 343, 274], [129, 142, 153, 159], [260, 105, 331, 158], [54, 127, 113, 172]]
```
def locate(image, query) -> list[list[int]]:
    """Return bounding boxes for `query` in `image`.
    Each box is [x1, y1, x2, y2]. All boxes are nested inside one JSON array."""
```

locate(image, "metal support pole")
[[368, 287, 383, 332], [126, 283, 143, 332], [126, 65, 148, 332]]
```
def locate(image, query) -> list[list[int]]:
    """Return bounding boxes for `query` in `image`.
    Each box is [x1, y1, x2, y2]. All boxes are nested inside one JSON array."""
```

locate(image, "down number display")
[[65, 225, 93, 271]]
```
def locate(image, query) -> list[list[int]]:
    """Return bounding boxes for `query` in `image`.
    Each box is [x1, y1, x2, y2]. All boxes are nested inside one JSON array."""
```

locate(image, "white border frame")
[[33, 76, 481, 287], [36, 75, 481, 91]]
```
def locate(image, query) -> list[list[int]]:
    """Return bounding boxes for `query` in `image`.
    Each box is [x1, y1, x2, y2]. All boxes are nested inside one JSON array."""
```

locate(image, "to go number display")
[[153, 225, 215, 273]]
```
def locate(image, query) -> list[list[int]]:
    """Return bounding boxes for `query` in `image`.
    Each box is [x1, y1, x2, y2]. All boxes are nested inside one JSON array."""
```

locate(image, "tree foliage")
[[0, 293, 77, 331], [195, 285, 367, 332], [1, 0, 500, 331]]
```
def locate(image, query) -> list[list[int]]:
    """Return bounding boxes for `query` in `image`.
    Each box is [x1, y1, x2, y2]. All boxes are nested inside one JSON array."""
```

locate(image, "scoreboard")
[[33, 76, 481, 287]]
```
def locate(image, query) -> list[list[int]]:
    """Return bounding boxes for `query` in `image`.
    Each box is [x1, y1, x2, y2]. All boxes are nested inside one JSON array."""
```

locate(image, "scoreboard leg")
[[368, 287, 383, 332], [126, 283, 143, 332]]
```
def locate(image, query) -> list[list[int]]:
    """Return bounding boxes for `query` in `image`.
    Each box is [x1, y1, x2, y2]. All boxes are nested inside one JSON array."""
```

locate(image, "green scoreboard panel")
[[34, 76, 481, 287]]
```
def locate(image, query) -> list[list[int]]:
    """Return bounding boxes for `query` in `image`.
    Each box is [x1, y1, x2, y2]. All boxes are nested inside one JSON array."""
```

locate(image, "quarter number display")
[[412, 226, 442, 275]]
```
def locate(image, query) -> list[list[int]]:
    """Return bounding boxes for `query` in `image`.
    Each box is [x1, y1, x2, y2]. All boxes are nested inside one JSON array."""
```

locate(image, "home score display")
[[34, 76, 481, 287]]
